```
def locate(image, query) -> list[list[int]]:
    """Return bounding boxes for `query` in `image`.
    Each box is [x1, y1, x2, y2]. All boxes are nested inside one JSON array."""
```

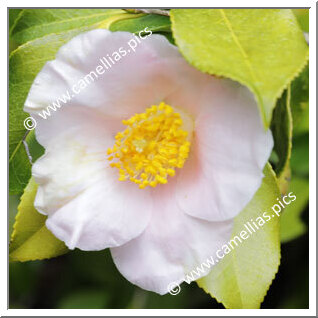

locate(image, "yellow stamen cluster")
[[107, 102, 191, 189]]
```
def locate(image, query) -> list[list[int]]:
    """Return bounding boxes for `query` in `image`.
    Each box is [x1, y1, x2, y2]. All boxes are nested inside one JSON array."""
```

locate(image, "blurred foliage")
[[9, 230, 309, 309], [280, 177, 308, 243]]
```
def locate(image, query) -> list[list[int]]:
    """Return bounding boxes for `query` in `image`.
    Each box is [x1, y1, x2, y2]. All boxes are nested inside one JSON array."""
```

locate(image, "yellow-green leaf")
[[171, 9, 309, 127], [9, 178, 68, 262], [197, 163, 280, 308]]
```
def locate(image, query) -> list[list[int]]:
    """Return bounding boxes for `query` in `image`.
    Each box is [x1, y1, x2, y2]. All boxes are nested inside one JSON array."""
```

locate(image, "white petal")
[[32, 112, 152, 250], [32, 107, 116, 214], [45, 175, 152, 251], [176, 79, 273, 222], [24, 30, 182, 120], [111, 178, 233, 294], [24, 30, 215, 149]]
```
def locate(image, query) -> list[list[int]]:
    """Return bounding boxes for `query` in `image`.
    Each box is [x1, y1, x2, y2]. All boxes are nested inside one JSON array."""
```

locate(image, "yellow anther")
[[107, 102, 191, 189], [150, 181, 158, 187], [167, 168, 175, 176]]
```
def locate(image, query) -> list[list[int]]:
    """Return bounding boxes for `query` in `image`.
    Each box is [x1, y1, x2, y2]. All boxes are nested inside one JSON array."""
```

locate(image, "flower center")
[[107, 102, 192, 189]]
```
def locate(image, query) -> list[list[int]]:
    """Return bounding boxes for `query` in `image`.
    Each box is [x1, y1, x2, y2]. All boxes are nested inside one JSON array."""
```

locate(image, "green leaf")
[[9, 9, 23, 32], [9, 130, 45, 195], [58, 290, 110, 309], [109, 13, 171, 33], [271, 87, 292, 176], [9, 178, 68, 262], [293, 9, 309, 32], [10, 9, 125, 45], [9, 138, 31, 195], [290, 133, 309, 177], [290, 65, 309, 136], [197, 163, 280, 308], [171, 9, 309, 127], [270, 86, 292, 194], [9, 195, 20, 238], [9, 9, 23, 53], [280, 177, 308, 243]]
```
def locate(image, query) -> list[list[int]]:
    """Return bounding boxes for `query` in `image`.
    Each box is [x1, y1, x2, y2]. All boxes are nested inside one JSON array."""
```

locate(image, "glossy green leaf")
[[270, 87, 292, 194], [290, 65, 309, 136], [197, 163, 280, 308], [271, 87, 292, 176], [280, 177, 308, 243], [10, 9, 125, 45], [9, 138, 31, 195], [110, 13, 171, 33], [9, 178, 68, 262], [171, 9, 309, 127], [9, 130, 45, 195]]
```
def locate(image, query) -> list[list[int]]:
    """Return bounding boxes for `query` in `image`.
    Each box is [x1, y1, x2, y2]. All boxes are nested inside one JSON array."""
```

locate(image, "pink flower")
[[24, 30, 273, 294]]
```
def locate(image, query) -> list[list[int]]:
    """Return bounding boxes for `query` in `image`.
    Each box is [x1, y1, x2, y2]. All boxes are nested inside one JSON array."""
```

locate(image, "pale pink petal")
[[24, 30, 181, 120], [111, 178, 233, 294], [45, 174, 152, 251], [176, 79, 273, 222]]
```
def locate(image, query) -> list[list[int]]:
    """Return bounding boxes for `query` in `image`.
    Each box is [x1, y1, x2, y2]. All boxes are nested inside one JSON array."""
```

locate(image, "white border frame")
[[3, 1, 316, 316]]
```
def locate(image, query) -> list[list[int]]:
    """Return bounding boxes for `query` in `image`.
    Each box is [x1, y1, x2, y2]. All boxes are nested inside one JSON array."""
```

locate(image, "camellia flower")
[[24, 29, 273, 294]]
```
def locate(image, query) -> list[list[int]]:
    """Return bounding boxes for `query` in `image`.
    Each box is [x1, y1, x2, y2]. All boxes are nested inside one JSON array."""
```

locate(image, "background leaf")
[[9, 9, 23, 53], [290, 65, 309, 136], [280, 177, 308, 243], [271, 88, 292, 177], [197, 163, 280, 308], [293, 9, 309, 33], [290, 134, 309, 177], [171, 9, 309, 127], [10, 9, 125, 46], [58, 290, 110, 309], [270, 86, 293, 194], [9, 178, 68, 262], [109, 13, 171, 33]]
